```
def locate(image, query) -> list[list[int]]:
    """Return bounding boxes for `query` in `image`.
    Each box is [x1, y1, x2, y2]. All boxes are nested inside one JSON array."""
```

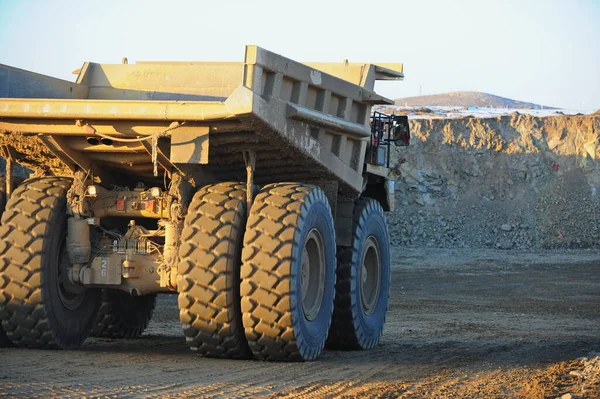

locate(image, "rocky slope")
[[388, 113, 600, 249], [2, 114, 599, 250]]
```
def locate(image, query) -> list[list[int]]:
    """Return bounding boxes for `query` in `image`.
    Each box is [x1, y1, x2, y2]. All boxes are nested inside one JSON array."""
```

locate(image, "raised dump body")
[[0, 46, 408, 361], [0, 46, 403, 195]]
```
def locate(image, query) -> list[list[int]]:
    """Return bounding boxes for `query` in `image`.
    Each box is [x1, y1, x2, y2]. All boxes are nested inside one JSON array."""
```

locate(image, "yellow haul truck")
[[0, 46, 409, 361]]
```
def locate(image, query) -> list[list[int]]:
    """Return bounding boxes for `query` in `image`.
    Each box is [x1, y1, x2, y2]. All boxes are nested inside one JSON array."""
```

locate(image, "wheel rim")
[[361, 236, 381, 316], [300, 228, 326, 321], [56, 241, 85, 311]]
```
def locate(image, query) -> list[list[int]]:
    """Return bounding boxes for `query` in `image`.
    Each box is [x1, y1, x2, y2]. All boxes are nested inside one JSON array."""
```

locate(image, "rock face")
[[387, 113, 600, 249], [2, 114, 599, 249], [0, 131, 70, 177]]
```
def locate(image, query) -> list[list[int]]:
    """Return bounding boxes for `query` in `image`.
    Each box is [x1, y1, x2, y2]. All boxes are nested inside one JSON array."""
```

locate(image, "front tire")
[[327, 197, 391, 350], [241, 183, 336, 361], [0, 177, 100, 349]]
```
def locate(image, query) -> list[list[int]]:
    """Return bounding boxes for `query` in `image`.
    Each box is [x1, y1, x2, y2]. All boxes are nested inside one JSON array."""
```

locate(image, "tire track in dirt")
[[0, 344, 407, 398], [1, 248, 599, 398]]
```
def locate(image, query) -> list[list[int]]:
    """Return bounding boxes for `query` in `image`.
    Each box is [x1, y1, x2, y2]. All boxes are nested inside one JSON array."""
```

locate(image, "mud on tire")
[[241, 183, 336, 361], [177, 182, 250, 359], [90, 290, 156, 339], [0, 176, 100, 349], [327, 197, 391, 350]]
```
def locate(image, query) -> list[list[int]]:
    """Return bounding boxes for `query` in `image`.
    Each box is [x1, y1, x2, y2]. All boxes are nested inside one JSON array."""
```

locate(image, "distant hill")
[[395, 91, 555, 109]]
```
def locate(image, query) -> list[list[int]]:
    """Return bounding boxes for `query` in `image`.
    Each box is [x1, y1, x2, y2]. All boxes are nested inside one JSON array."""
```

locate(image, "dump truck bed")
[[0, 46, 403, 195]]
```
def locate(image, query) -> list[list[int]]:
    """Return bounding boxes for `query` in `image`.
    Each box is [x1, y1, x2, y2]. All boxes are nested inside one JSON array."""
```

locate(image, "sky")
[[0, 0, 598, 109]]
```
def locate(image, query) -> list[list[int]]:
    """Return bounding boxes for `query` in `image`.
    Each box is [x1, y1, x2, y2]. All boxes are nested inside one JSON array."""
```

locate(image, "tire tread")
[[177, 182, 250, 359], [241, 183, 334, 361], [327, 197, 390, 350], [90, 291, 156, 339], [0, 176, 81, 349]]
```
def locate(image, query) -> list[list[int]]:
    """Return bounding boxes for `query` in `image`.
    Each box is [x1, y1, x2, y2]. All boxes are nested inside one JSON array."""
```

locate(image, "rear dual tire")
[[327, 197, 391, 350], [0, 321, 9, 347], [177, 182, 389, 361], [241, 183, 336, 361], [177, 182, 250, 359], [90, 291, 156, 339]]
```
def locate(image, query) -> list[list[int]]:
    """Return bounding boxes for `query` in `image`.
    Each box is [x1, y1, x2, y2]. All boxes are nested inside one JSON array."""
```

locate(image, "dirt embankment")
[[388, 113, 600, 249], [0, 131, 70, 177], [2, 114, 600, 250]]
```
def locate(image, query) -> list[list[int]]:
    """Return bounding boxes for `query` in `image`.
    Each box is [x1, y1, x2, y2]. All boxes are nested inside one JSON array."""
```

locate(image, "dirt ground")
[[0, 247, 598, 398]]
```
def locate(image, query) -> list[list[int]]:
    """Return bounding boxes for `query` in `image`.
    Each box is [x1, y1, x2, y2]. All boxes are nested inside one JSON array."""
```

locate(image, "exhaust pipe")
[[86, 137, 100, 145]]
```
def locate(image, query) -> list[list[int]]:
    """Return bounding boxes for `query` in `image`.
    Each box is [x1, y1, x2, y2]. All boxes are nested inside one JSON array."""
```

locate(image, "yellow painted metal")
[[0, 45, 404, 194], [303, 62, 404, 91], [77, 62, 243, 100], [0, 63, 88, 98], [67, 139, 146, 153], [169, 126, 210, 164], [91, 190, 169, 219], [0, 99, 237, 121], [80, 251, 170, 294], [82, 255, 122, 286], [286, 103, 371, 138], [0, 119, 243, 136]]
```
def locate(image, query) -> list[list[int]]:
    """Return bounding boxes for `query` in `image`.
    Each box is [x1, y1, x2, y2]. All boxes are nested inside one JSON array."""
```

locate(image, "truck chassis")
[[0, 46, 408, 361]]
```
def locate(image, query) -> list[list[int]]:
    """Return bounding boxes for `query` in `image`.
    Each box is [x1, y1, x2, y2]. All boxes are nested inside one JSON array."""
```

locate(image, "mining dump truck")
[[0, 46, 409, 360]]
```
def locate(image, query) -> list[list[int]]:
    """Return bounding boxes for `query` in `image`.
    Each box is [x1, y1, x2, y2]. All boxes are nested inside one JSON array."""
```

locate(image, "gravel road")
[[1, 248, 598, 398]]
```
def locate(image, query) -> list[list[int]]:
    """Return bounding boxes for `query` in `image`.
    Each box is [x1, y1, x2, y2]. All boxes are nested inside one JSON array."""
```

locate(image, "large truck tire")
[[90, 291, 156, 338], [327, 197, 391, 350], [241, 183, 336, 361], [0, 174, 25, 347], [0, 176, 100, 349], [0, 323, 9, 347], [0, 175, 8, 347], [177, 182, 250, 359]]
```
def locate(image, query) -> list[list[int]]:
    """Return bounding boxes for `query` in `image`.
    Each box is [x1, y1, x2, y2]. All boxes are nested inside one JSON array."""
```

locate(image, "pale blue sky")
[[0, 0, 598, 109]]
